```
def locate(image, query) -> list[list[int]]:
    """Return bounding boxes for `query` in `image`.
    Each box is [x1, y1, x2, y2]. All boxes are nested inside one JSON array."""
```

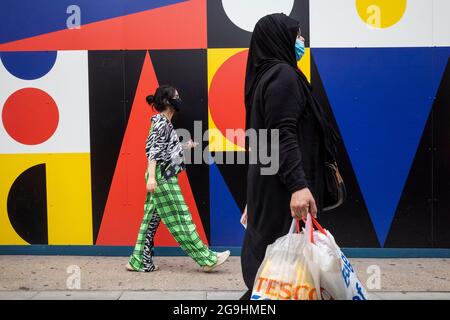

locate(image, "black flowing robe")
[[241, 14, 326, 293], [241, 63, 326, 291]]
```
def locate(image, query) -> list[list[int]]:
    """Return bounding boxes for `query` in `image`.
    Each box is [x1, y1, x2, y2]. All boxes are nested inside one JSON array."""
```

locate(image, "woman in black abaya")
[[240, 13, 339, 300]]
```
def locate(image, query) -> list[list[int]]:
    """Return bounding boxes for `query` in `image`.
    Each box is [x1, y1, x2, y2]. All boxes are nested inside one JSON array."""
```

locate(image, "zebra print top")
[[146, 113, 185, 180]]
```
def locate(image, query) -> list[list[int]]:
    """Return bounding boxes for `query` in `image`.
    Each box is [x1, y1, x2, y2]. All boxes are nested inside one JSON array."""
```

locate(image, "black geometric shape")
[[432, 55, 450, 248], [123, 51, 149, 122], [385, 53, 450, 248], [7, 164, 48, 244], [310, 53, 380, 248], [207, 0, 309, 48], [384, 99, 433, 248], [88, 50, 146, 243], [149, 49, 211, 240]]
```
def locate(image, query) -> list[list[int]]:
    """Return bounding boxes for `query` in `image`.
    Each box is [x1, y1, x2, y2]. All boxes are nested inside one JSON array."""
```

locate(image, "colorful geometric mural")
[[1, 0, 449, 250]]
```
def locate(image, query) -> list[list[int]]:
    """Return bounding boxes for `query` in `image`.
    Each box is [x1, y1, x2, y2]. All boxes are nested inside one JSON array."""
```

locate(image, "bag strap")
[[290, 218, 304, 234], [290, 215, 327, 244], [311, 215, 327, 236], [289, 219, 297, 234], [306, 214, 327, 244]]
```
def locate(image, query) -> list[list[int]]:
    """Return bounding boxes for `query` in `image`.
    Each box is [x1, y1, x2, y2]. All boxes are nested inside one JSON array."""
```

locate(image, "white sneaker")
[[126, 262, 159, 272], [201, 250, 230, 272]]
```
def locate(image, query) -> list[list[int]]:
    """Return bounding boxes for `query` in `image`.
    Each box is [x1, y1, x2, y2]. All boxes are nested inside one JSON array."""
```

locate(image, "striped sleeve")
[[146, 116, 168, 161]]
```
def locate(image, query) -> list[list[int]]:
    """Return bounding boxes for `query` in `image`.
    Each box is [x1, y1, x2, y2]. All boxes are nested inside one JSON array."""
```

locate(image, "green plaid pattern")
[[129, 165, 217, 271]]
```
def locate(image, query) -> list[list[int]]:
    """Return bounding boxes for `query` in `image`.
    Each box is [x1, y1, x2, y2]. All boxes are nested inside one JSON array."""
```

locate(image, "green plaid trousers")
[[129, 165, 217, 271]]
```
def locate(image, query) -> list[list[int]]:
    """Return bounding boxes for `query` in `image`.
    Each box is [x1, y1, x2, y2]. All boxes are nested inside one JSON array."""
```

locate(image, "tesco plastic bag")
[[303, 214, 369, 300], [251, 215, 369, 300], [250, 220, 322, 300]]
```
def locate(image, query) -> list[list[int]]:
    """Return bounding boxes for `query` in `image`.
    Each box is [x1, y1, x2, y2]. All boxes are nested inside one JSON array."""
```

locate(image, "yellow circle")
[[356, 0, 407, 29]]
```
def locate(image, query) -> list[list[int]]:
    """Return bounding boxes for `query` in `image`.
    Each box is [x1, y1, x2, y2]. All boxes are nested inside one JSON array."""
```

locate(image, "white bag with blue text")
[[302, 214, 369, 300]]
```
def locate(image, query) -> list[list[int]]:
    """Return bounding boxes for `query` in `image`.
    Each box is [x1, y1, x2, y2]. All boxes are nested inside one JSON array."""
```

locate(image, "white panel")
[[0, 51, 90, 154], [222, 0, 295, 32], [433, 0, 450, 46], [310, 0, 433, 48]]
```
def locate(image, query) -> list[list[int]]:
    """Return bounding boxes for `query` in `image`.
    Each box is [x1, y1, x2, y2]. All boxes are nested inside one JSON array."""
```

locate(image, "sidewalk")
[[1, 256, 449, 300]]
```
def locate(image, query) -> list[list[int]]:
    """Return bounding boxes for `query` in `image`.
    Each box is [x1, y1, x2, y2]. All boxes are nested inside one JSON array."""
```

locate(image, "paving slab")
[[31, 290, 122, 300], [0, 291, 39, 300], [206, 291, 247, 300], [120, 291, 206, 300]]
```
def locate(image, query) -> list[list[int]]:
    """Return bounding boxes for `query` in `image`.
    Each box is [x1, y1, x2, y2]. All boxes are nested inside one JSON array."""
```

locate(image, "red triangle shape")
[[96, 51, 208, 246]]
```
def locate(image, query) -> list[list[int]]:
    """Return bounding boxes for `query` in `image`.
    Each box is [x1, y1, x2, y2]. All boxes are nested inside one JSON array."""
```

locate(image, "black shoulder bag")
[[301, 80, 347, 212]]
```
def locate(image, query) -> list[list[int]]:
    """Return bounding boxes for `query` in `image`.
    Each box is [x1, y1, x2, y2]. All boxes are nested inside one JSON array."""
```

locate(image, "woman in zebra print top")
[[145, 112, 186, 182], [127, 85, 230, 273]]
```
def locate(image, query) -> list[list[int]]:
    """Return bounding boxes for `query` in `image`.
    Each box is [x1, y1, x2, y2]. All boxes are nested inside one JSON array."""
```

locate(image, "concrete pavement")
[[1, 256, 449, 300], [1, 290, 450, 300]]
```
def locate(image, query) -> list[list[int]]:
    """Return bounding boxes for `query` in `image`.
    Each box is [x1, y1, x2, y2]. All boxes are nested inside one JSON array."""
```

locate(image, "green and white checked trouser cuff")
[[129, 165, 217, 271]]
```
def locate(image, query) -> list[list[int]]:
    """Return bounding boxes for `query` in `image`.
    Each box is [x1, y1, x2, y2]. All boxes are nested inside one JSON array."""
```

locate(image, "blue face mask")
[[295, 39, 305, 61]]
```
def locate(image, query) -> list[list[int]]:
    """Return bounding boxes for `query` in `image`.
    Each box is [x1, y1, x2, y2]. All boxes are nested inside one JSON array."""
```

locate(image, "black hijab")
[[244, 13, 309, 110], [244, 13, 340, 160]]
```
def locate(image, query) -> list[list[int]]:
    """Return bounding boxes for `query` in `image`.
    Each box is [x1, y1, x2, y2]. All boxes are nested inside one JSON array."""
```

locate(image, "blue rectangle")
[[1, 246, 450, 258]]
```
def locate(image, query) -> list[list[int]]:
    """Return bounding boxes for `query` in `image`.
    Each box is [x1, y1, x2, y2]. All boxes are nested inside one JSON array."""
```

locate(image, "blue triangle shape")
[[313, 47, 450, 246], [0, 0, 187, 44], [209, 161, 245, 246]]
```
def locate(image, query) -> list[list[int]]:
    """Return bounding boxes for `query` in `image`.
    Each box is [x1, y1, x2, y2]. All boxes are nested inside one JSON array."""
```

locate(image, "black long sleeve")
[[262, 64, 308, 194]]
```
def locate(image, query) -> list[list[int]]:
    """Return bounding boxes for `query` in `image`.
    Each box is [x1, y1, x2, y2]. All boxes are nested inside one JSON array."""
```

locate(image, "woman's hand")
[[183, 140, 199, 149], [240, 205, 248, 228], [146, 176, 158, 193], [290, 188, 317, 220]]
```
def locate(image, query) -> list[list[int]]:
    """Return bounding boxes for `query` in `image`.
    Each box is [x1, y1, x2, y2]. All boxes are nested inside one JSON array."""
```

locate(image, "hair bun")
[[146, 95, 154, 105]]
